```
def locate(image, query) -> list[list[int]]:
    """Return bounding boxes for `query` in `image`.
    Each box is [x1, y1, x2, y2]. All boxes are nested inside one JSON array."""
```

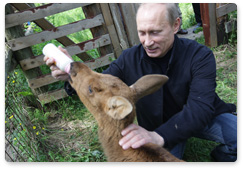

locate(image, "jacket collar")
[[168, 35, 180, 70]]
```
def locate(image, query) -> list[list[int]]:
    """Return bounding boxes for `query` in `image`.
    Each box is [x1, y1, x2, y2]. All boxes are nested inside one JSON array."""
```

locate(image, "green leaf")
[[17, 91, 33, 96]]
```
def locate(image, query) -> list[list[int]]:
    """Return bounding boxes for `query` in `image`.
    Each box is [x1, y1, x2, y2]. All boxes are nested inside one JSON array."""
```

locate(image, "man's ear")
[[106, 96, 133, 120], [130, 75, 168, 101], [173, 17, 181, 34]]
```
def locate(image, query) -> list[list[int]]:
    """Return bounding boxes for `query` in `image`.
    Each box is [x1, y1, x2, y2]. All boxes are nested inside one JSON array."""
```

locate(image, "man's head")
[[136, 3, 180, 58]]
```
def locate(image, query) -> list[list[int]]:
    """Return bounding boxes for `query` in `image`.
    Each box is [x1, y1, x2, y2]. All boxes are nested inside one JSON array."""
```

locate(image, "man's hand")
[[43, 46, 73, 81], [119, 124, 164, 150]]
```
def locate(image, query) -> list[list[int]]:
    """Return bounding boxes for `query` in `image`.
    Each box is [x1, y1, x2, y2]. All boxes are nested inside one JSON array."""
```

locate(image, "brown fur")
[[69, 62, 184, 162]]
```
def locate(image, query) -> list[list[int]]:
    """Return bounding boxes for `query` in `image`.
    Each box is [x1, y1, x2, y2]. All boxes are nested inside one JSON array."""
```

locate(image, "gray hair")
[[166, 3, 180, 26], [137, 3, 179, 26]]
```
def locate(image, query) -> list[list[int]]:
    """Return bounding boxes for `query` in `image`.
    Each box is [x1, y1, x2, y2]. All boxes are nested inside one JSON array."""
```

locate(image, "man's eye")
[[152, 31, 160, 34], [139, 31, 145, 36], [88, 86, 93, 93]]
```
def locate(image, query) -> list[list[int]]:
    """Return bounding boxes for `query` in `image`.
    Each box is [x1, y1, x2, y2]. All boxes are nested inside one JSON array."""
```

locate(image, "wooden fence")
[[200, 3, 237, 47], [5, 3, 140, 104]]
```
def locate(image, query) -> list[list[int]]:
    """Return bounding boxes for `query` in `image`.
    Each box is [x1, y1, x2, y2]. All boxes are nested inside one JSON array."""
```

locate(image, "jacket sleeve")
[[155, 50, 217, 149], [64, 81, 77, 96]]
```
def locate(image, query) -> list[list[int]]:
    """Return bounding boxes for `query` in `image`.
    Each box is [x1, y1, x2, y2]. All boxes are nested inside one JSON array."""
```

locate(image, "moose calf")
[[69, 62, 183, 162]]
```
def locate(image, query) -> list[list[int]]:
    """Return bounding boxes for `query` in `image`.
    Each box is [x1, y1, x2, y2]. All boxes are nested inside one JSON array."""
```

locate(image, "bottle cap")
[[65, 63, 71, 74]]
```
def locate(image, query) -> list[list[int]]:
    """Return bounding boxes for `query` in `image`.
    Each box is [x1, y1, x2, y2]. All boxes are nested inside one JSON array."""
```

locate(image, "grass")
[[5, 3, 237, 162]]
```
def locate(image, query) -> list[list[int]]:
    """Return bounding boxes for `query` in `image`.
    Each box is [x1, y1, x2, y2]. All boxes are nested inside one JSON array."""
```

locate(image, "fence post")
[[118, 3, 140, 47], [200, 3, 218, 47]]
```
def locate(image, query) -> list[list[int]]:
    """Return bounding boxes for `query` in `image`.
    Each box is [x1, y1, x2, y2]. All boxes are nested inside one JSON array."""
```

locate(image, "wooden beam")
[[225, 19, 237, 33], [109, 4, 129, 50], [216, 3, 237, 18], [201, 3, 218, 47], [100, 3, 122, 57], [85, 53, 115, 70], [6, 3, 92, 28], [8, 14, 104, 51], [208, 4, 218, 47], [28, 74, 58, 89], [38, 89, 68, 104], [20, 34, 111, 70], [118, 3, 140, 47]]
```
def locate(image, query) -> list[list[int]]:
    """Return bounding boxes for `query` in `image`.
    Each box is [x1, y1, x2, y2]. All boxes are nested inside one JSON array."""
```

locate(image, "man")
[[44, 3, 237, 161]]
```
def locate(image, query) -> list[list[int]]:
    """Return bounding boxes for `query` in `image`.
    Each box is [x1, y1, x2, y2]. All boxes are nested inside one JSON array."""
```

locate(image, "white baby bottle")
[[43, 43, 73, 74]]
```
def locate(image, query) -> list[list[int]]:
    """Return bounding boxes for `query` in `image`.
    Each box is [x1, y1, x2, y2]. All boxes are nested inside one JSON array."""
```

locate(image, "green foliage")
[[193, 26, 203, 34], [42, 147, 106, 162], [179, 3, 197, 29], [228, 11, 237, 45]]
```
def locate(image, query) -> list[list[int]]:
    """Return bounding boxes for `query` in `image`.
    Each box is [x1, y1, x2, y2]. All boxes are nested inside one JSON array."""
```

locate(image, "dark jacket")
[[65, 35, 236, 149]]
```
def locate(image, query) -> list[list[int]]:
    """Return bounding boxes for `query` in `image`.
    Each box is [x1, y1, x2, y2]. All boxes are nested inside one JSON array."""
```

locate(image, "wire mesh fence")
[[5, 72, 39, 162]]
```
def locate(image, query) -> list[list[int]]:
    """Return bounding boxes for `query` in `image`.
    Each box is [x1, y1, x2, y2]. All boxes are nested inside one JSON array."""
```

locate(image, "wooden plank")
[[200, 3, 211, 46], [66, 34, 111, 56], [100, 3, 122, 57], [216, 3, 237, 18], [225, 19, 237, 33], [6, 3, 92, 28], [8, 14, 104, 51], [20, 55, 45, 71], [118, 3, 140, 47], [28, 74, 58, 89], [109, 4, 129, 50], [20, 34, 111, 70], [85, 53, 115, 70], [38, 89, 68, 103], [209, 3, 218, 47], [11, 3, 91, 61]]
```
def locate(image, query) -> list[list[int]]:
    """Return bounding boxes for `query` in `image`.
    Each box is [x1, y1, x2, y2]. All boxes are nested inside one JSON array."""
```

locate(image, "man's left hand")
[[119, 124, 165, 150]]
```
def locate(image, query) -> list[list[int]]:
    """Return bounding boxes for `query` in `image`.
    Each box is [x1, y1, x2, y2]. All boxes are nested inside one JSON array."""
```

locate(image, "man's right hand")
[[43, 46, 73, 81]]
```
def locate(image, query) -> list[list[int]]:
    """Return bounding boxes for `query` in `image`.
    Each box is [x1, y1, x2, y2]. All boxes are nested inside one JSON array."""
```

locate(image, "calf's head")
[[69, 62, 168, 122]]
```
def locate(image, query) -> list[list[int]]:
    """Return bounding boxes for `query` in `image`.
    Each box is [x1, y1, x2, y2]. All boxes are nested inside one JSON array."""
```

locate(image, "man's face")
[[136, 4, 179, 58]]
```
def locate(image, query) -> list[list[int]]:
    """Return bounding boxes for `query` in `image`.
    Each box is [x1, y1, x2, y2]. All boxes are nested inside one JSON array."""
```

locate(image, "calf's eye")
[[88, 86, 93, 94]]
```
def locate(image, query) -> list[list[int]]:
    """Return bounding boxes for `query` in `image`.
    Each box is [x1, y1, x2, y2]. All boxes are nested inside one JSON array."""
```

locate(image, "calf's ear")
[[130, 75, 168, 101], [105, 96, 133, 120]]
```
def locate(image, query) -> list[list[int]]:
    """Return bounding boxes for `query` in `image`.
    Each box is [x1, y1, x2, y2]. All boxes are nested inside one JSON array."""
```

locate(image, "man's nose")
[[144, 35, 154, 47]]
